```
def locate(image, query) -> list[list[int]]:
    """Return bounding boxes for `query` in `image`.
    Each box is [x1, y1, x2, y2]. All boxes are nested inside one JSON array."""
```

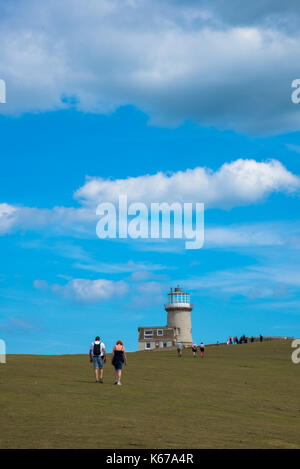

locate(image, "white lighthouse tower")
[[165, 285, 193, 346]]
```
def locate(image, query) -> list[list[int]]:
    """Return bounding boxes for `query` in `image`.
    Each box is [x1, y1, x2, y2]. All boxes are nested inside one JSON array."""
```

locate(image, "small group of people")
[[227, 336, 238, 344], [228, 335, 247, 344], [227, 334, 264, 345], [89, 336, 127, 386], [192, 342, 205, 358], [177, 341, 205, 358]]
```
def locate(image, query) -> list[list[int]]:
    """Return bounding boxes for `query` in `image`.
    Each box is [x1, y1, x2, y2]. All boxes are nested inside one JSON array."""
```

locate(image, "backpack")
[[93, 342, 101, 356]]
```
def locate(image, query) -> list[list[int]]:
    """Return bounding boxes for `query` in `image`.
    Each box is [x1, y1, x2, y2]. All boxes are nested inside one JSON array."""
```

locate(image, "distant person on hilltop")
[[260, 335, 263, 342], [200, 342, 205, 358], [177, 342, 183, 357], [111, 340, 127, 386], [192, 342, 198, 357], [89, 336, 106, 383]]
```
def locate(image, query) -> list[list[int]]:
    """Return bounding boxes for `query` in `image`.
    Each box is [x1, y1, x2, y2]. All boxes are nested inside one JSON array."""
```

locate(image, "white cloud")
[[1, 0, 300, 133], [73, 260, 169, 274], [205, 222, 294, 248], [1, 159, 299, 240], [0, 203, 18, 234], [75, 159, 300, 208], [34, 277, 128, 304], [185, 255, 300, 300], [132, 220, 300, 253], [0, 204, 96, 236], [21, 239, 169, 273], [186, 267, 290, 299]]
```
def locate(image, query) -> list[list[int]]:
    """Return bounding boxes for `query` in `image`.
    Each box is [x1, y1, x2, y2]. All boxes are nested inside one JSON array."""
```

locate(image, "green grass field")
[[1, 340, 299, 448]]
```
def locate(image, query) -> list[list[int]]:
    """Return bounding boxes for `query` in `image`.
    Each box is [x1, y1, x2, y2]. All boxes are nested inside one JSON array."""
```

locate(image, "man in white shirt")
[[89, 336, 106, 383]]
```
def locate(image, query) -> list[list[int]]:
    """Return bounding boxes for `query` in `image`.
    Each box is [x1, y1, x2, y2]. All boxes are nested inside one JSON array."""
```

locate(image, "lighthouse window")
[[144, 330, 153, 338], [145, 342, 151, 349], [157, 329, 163, 336]]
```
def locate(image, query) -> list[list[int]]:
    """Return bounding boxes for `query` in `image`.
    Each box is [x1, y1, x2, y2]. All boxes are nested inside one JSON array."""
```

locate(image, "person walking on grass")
[[192, 342, 198, 357], [89, 336, 106, 383], [177, 341, 183, 357], [199, 342, 205, 358], [111, 340, 127, 386]]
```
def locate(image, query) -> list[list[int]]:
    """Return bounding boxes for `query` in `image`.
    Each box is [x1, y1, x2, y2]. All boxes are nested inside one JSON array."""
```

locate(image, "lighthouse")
[[165, 285, 193, 346], [137, 284, 193, 350]]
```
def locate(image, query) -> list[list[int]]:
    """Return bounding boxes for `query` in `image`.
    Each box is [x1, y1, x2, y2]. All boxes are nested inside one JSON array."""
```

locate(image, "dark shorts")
[[114, 361, 124, 370]]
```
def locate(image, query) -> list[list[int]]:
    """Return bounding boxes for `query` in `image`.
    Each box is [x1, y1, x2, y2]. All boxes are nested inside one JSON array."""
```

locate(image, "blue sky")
[[1, 0, 300, 353]]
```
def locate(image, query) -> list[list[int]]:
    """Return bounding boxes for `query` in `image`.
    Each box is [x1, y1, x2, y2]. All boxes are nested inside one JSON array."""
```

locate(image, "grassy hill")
[[1, 340, 299, 448]]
